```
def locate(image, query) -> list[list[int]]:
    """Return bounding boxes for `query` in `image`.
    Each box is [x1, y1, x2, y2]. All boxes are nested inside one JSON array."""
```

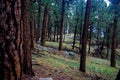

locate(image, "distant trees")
[[80, 0, 91, 72]]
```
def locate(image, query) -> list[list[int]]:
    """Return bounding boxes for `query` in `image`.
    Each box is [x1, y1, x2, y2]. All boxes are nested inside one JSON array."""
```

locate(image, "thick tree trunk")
[[41, 6, 49, 46], [22, 0, 34, 75], [111, 16, 118, 67], [59, 0, 65, 51], [80, 0, 91, 72], [0, 0, 22, 79], [36, 2, 41, 42]]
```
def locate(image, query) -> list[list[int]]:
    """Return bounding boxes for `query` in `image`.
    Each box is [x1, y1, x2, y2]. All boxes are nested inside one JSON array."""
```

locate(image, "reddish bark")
[[30, 1, 35, 48], [21, 0, 34, 75], [59, 0, 65, 51], [36, 2, 41, 42], [0, 0, 22, 79], [41, 6, 49, 46], [80, 0, 91, 72]]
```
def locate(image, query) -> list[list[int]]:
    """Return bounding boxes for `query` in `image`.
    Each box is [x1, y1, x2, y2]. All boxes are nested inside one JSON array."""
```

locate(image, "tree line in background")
[[0, 0, 120, 80]]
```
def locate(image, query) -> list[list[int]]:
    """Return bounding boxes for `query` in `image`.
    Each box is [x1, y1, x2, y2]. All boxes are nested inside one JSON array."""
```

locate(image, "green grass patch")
[[33, 51, 119, 80], [46, 41, 72, 50]]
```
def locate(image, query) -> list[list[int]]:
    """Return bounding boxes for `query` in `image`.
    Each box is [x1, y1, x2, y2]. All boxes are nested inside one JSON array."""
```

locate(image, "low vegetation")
[[32, 47, 119, 80]]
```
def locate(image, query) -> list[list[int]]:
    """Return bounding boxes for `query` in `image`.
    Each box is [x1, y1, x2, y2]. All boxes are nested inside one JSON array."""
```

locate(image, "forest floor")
[[27, 43, 120, 80], [23, 35, 120, 80]]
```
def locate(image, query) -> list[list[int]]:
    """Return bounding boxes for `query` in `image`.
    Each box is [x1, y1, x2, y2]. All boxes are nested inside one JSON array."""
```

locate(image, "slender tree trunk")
[[79, 1, 83, 45], [30, 0, 35, 48], [111, 16, 118, 67], [72, 25, 77, 49], [79, 21, 83, 44], [106, 28, 110, 58], [59, 0, 65, 51], [63, 28, 66, 42], [57, 22, 59, 42], [47, 15, 52, 41], [0, 0, 22, 79], [88, 26, 92, 54], [36, 1, 41, 42], [22, 0, 34, 75], [80, 0, 91, 72], [34, 19, 37, 40], [54, 23, 57, 42], [96, 28, 100, 48], [41, 6, 49, 46]]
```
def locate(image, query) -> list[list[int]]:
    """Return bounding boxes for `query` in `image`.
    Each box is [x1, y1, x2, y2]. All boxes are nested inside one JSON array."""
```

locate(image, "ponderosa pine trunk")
[[22, 0, 34, 75], [36, 0, 41, 42], [41, 6, 49, 46], [59, 0, 65, 51], [0, 0, 22, 79], [80, 0, 91, 72], [111, 16, 118, 67]]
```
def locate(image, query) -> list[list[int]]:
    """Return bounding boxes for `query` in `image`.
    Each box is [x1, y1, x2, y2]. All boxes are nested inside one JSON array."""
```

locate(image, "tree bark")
[[111, 16, 118, 67], [88, 26, 92, 54], [59, 0, 65, 51], [22, 0, 34, 75], [106, 28, 110, 58], [0, 0, 22, 79], [115, 69, 120, 80], [41, 6, 49, 46], [54, 23, 57, 42], [57, 21, 59, 42], [80, 0, 91, 72], [30, 0, 35, 48], [72, 25, 77, 49], [36, 1, 41, 42]]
